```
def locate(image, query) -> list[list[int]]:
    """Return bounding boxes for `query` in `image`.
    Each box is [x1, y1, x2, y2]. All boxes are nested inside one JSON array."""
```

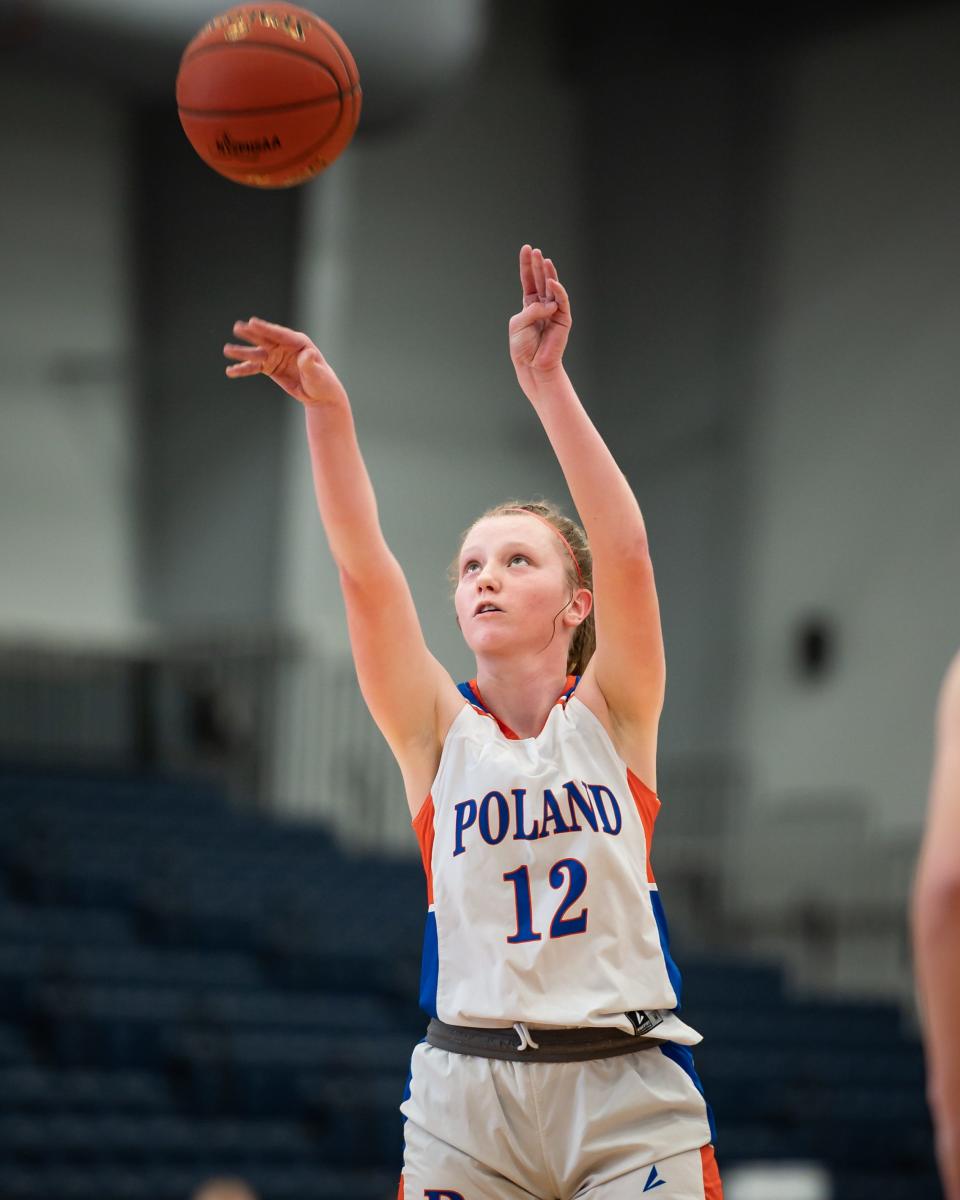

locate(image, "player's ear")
[[566, 588, 593, 626]]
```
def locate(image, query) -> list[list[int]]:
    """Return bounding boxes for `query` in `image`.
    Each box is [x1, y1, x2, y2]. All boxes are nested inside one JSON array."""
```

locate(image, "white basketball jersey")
[[412, 679, 702, 1044]]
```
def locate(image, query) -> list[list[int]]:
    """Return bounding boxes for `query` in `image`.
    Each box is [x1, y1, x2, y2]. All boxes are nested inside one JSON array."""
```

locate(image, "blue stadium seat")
[[32, 984, 193, 1069], [58, 945, 264, 991], [0, 1067, 174, 1115], [0, 1023, 33, 1067], [247, 1163, 400, 1199], [680, 957, 786, 1007], [298, 1073, 405, 1166], [0, 904, 136, 947], [0, 762, 939, 1197], [830, 1170, 943, 1200]]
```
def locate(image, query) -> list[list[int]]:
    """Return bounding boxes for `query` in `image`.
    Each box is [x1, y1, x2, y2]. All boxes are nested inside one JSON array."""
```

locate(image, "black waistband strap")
[[425, 1017, 662, 1063]]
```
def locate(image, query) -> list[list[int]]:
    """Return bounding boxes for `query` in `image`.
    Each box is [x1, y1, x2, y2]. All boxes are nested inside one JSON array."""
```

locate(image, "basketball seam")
[[179, 38, 357, 86], [309, 22, 359, 87], [178, 94, 346, 118], [213, 99, 349, 178]]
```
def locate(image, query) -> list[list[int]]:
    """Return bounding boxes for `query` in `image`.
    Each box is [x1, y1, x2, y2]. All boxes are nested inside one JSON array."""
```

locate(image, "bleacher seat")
[[0, 1067, 174, 1115], [32, 983, 194, 1069], [0, 903, 135, 946], [831, 1171, 943, 1200], [0, 762, 940, 1200], [0, 1022, 32, 1066]]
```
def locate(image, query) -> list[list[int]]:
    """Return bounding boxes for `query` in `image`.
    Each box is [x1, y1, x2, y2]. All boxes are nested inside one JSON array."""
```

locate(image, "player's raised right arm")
[[224, 318, 457, 806]]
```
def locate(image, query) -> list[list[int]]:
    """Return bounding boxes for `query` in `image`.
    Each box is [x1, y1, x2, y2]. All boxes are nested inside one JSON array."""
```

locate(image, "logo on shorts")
[[643, 1164, 666, 1191], [424, 1192, 465, 1199], [628, 1009, 665, 1037]]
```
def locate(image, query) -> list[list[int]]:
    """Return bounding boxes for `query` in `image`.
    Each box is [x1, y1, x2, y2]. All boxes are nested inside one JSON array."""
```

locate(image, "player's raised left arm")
[[509, 245, 665, 739], [912, 651, 960, 1200]]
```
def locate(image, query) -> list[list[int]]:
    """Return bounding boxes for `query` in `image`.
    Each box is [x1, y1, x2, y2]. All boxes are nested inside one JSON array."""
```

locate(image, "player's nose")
[[475, 563, 500, 589]]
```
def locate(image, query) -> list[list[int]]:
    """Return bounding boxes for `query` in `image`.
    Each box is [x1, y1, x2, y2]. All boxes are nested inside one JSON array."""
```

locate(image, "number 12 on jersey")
[[503, 858, 588, 943]]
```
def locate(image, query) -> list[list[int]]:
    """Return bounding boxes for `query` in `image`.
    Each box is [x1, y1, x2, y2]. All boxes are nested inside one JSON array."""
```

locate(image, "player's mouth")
[[475, 603, 503, 617]]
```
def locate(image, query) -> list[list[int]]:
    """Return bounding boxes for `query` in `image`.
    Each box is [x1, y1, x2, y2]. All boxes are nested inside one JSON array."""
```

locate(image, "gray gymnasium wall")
[[132, 102, 298, 629], [577, 22, 779, 770], [2, 1, 959, 837], [573, 4, 960, 833], [0, 64, 137, 641], [735, 7, 960, 833]]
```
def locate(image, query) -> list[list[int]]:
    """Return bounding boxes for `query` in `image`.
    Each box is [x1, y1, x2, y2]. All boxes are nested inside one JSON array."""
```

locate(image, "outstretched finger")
[[519, 244, 539, 303], [531, 248, 548, 300], [232, 320, 269, 348], [225, 359, 265, 378], [236, 317, 306, 347], [223, 342, 267, 364]]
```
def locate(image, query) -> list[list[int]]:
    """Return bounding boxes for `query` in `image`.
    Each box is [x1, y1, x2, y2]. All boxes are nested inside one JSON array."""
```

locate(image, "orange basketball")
[[176, 4, 361, 188]]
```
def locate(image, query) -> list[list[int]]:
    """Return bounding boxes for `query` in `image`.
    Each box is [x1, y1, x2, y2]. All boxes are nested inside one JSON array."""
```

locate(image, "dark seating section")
[[0, 763, 939, 1200], [683, 963, 938, 1199]]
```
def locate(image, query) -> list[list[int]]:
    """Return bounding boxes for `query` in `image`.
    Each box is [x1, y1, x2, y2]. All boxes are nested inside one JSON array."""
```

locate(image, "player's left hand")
[[509, 244, 572, 382]]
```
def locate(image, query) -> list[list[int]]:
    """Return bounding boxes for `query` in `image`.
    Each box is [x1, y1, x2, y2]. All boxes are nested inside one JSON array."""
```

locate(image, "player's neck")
[[474, 657, 571, 739]]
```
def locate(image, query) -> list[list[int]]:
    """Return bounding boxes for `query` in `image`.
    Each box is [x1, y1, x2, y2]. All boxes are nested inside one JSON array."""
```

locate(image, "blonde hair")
[[451, 499, 595, 675]]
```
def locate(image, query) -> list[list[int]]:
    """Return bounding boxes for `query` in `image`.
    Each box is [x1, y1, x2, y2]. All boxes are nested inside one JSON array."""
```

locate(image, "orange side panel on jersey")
[[700, 1144, 724, 1199], [412, 793, 436, 905], [627, 768, 661, 885], [396, 1173, 404, 1200]]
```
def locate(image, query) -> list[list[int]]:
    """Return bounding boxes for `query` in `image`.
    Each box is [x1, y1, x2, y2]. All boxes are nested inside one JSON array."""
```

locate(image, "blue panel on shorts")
[[400, 1036, 428, 1125], [650, 889, 683, 1007], [659, 1041, 718, 1146], [419, 909, 439, 1018]]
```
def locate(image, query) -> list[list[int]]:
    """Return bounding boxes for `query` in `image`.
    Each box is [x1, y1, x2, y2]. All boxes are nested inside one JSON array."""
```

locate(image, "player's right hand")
[[224, 317, 348, 408]]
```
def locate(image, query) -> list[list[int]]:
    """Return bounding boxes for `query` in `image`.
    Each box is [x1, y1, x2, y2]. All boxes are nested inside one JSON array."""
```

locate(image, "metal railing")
[[0, 631, 921, 1005], [0, 629, 298, 815]]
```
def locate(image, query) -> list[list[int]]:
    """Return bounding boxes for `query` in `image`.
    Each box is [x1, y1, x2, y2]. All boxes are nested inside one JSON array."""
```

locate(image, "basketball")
[[176, 4, 362, 188]]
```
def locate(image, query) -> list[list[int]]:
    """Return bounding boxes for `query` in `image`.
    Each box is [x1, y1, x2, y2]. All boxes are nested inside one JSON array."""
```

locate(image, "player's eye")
[[462, 560, 480, 574], [508, 554, 530, 566]]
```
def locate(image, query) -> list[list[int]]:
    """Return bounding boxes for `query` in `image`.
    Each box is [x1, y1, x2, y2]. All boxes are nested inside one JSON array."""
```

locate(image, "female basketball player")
[[224, 245, 722, 1199]]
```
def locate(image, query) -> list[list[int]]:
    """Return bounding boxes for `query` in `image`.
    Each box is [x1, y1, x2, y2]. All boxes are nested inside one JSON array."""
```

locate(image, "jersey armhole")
[[566, 694, 660, 799], [410, 701, 473, 827]]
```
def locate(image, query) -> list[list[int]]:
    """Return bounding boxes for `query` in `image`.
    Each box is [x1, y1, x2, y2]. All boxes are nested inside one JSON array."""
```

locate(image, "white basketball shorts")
[[398, 1038, 723, 1199]]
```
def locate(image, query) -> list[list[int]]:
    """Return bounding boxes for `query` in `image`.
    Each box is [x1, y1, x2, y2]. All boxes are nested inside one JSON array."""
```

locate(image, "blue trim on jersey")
[[457, 676, 581, 714], [457, 680, 486, 710], [650, 888, 683, 1007], [419, 909, 439, 1018], [659, 1041, 718, 1146]]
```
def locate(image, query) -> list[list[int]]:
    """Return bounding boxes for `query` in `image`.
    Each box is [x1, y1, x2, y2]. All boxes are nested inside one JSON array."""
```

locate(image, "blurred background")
[[2, 0, 960, 1197]]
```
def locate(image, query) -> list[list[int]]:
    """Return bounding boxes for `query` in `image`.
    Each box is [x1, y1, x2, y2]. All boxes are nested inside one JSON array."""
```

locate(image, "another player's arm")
[[912, 651, 960, 1200], [224, 319, 456, 804], [509, 247, 664, 767]]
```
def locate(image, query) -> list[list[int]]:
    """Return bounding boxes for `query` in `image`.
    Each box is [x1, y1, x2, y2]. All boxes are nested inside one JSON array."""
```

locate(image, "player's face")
[[454, 514, 573, 662]]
